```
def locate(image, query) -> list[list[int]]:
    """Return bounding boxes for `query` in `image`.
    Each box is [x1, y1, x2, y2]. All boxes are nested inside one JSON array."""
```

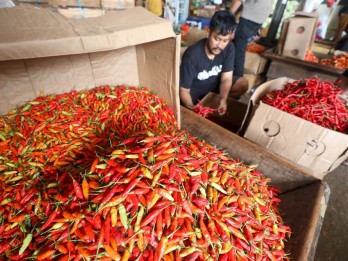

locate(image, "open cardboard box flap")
[[0, 6, 181, 122], [243, 77, 348, 179], [0, 6, 175, 61]]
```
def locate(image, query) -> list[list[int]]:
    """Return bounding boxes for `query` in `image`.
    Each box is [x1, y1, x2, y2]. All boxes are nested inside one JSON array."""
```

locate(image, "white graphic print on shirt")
[[197, 65, 222, 81]]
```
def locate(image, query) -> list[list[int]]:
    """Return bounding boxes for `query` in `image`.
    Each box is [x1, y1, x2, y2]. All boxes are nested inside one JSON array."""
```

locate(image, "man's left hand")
[[218, 99, 227, 115]]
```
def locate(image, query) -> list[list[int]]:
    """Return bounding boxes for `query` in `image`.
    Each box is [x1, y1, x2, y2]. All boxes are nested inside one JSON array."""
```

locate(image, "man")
[[180, 10, 248, 115], [230, 0, 275, 78], [334, 0, 348, 42]]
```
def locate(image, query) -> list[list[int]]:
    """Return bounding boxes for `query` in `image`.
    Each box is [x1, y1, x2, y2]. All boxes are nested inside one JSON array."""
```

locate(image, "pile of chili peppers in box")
[[261, 78, 348, 133], [320, 52, 348, 69], [304, 50, 348, 69], [0, 85, 291, 260]]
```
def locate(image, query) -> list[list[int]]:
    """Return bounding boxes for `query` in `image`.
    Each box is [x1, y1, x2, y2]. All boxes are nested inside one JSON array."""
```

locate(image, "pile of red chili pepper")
[[304, 50, 319, 63], [193, 101, 217, 118], [320, 52, 348, 69], [246, 43, 266, 54], [261, 78, 348, 133], [0, 85, 291, 260]]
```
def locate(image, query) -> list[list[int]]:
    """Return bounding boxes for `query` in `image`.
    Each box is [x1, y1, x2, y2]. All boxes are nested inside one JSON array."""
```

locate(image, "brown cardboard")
[[184, 28, 207, 47], [276, 18, 289, 55], [48, 0, 134, 9], [0, 6, 181, 124], [57, 7, 107, 18], [17, 0, 48, 3], [243, 77, 348, 179], [181, 107, 329, 261], [282, 13, 318, 60], [243, 73, 263, 91], [101, 0, 134, 9], [244, 52, 268, 75], [200, 92, 248, 134], [48, 0, 101, 8]]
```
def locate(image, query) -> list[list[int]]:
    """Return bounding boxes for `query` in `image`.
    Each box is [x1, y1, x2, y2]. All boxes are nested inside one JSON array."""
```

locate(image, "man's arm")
[[218, 71, 233, 115], [179, 87, 194, 109], [230, 0, 243, 14]]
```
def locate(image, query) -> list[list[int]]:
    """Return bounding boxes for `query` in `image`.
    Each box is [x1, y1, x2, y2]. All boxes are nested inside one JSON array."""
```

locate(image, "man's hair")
[[209, 10, 237, 36]]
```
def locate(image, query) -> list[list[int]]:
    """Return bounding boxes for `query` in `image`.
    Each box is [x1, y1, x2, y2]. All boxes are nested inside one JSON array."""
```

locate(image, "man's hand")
[[218, 98, 227, 115]]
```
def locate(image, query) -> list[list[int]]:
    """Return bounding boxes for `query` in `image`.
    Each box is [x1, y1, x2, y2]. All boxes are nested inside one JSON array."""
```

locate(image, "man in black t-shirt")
[[180, 10, 248, 115]]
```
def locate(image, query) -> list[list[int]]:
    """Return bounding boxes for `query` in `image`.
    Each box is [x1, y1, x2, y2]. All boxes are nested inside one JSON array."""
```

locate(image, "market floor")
[[314, 163, 348, 261]]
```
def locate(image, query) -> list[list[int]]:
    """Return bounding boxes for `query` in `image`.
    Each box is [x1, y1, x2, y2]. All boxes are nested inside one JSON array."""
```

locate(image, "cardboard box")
[[185, 17, 211, 30], [181, 107, 330, 261], [101, 0, 134, 9], [282, 12, 318, 60], [17, 0, 48, 3], [244, 52, 268, 75], [48, 0, 134, 9], [57, 7, 107, 18], [276, 18, 289, 56], [243, 73, 263, 92], [48, 0, 101, 8], [242, 77, 348, 179], [184, 28, 207, 47], [200, 92, 248, 134], [0, 6, 181, 124], [195, 7, 216, 19]]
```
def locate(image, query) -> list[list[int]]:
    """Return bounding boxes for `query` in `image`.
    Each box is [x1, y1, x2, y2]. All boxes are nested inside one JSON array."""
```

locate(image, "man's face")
[[206, 30, 233, 55]]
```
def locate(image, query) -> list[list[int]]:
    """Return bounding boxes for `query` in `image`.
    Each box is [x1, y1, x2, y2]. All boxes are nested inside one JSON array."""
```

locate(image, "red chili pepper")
[[72, 177, 84, 201], [155, 235, 168, 261], [121, 178, 141, 198], [8, 213, 27, 223], [40, 207, 61, 231], [20, 189, 37, 205], [140, 208, 162, 228]]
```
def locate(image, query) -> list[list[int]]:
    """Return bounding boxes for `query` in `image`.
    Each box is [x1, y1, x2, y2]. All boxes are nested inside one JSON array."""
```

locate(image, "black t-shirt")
[[339, 0, 348, 14], [180, 39, 235, 104]]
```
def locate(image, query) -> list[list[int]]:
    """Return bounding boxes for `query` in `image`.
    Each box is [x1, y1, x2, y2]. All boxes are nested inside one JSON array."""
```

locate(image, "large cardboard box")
[[244, 52, 268, 75], [282, 12, 318, 60], [48, 0, 135, 9], [56, 7, 107, 18], [242, 77, 348, 179], [243, 73, 263, 91], [200, 92, 248, 134], [181, 107, 330, 261], [0, 6, 181, 123]]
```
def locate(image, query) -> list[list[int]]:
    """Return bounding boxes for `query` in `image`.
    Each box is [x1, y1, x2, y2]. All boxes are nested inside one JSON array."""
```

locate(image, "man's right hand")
[[179, 87, 194, 109]]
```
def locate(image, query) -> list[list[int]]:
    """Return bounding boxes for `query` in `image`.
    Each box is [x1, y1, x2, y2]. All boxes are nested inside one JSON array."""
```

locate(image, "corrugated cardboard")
[[242, 77, 348, 179], [48, 0, 100, 8], [244, 52, 268, 75], [276, 18, 289, 55], [0, 6, 181, 124], [48, 0, 134, 9], [181, 107, 330, 261], [282, 12, 318, 60], [57, 7, 107, 18], [184, 28, 207, 47], [244, 73, 263, 92], [200, 92, 248, 134]]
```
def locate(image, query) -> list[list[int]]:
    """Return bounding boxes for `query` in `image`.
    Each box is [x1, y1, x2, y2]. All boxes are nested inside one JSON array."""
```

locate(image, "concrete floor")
[[314, 163, 348, 261]]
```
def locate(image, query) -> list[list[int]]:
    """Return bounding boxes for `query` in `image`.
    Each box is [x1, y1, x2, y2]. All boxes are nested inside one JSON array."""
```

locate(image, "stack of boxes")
[[16, 0, 136, 18], [243, 51, 268, 91], [277, 11, 318, 60]]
